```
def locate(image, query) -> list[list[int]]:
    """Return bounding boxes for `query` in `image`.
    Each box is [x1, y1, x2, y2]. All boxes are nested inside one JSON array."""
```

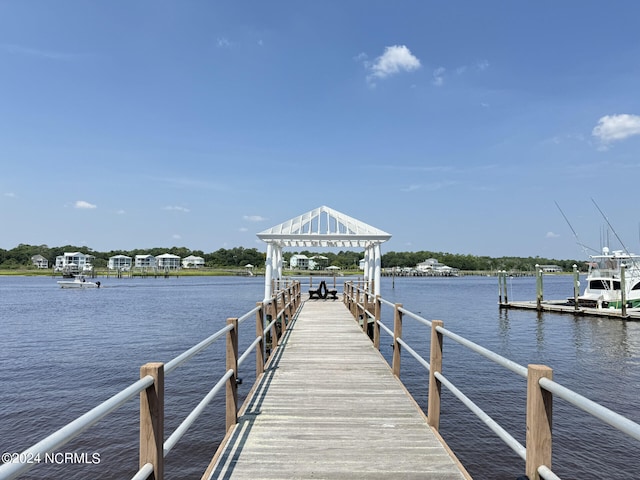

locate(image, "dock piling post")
[[140, 362, 164, 480], [573, 265, 580, 311], [498, 271, 503, 305], [621, 265, 627, 316], [535, 265, 543, 311], [503, 271, 509, 304]]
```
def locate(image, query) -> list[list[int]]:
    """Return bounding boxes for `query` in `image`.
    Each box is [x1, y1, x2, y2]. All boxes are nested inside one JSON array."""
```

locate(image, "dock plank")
[[203, 300, 469, 479]]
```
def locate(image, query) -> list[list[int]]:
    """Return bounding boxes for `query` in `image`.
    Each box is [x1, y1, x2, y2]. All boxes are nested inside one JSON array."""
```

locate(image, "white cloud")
[[163, 206, 190, 212], [546, 231, 560, 238], [172, 234, 182, 240], [432, 66, 445, 86], [592, 114, 640, 145], [1, 43, 80, 60], [243, 215, 267, 222], [353, 52, 368, 62], [477, 59, 490, 70], [239, 227, 249, 232], [367, 45, 421, 81], [4, 192, 16, 198], [217, 37, 232, 48], [75, 200, 96, 209]]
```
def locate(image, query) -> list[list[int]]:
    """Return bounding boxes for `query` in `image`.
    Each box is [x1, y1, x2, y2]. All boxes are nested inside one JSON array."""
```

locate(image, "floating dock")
[[502, 300, 640, 320]]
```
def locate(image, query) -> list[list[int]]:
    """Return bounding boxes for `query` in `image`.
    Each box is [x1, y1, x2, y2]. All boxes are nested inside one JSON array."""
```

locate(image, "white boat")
[[575, 247, 640, 308], [57, 275, 101, 289]]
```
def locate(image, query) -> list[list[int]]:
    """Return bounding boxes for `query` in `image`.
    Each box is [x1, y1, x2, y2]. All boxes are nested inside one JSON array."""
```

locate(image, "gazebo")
[[257, 205, 392, 300]]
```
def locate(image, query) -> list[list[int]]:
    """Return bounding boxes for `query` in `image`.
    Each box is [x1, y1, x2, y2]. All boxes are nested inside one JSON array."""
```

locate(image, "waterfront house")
[[135, 254, 157, 269], [289, 254, 310, 270], [182, 255, 205, 269], [416, 258, 459, 276], [156, 253, 181, 270], [539, 264, 563, 273], [31, 254, 49, 269], [108, 255, 133, 271], [54, 252, 94, 274]]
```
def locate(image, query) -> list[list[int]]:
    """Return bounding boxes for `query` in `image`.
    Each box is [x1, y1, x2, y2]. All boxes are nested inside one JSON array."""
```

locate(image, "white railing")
[[343, 281, 640, 480], [0, 282, 301, 480]]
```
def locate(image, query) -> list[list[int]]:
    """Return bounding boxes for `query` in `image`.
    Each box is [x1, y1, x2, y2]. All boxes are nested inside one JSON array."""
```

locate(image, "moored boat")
[[57, 275, 101, 289], [574, 247, 640, 308]]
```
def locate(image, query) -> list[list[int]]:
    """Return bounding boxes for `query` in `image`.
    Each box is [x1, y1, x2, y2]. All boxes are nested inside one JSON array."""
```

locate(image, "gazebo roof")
[[257, 205, 391, 248]]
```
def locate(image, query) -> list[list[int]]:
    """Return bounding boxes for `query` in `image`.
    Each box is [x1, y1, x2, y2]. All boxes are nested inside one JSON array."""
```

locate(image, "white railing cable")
[[538, 465, 562, 480], [436, 326, 528, 378], [238, 305, 260, 326], [238, 336, 263, 368], [539, 377, 640, 441], [263, 317, 278, 338], [377, 320, 394, 338], [0, 375, 155, 480], [398, 307, 432, 328], [380, 298, 395, 308], [165, 324, 234, 375], [163, 369, 233, 457], [130, 462, 154, 480], [434, 371, 527, 461], [396, 337, 430, 371]]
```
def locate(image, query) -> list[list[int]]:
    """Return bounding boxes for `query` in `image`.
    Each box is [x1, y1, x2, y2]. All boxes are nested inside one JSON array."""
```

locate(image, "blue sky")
[[2, 1, 640, 260]]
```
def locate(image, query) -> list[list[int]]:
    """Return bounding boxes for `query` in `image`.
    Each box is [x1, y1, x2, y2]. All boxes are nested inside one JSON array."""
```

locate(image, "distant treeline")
[[1, 244, 582, 272]]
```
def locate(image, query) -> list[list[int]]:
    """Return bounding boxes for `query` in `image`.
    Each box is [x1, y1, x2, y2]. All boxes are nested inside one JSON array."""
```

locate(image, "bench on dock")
[[308, 280, 338, 300]]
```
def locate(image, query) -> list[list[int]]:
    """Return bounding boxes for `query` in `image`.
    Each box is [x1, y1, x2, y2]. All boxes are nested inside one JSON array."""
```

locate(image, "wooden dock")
[[503, 300, 640, 320], [203, 300, 470, 480]]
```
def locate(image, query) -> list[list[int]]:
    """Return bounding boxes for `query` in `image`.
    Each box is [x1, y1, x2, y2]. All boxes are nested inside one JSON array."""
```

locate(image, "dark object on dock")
[[309, 280, 338, 300]]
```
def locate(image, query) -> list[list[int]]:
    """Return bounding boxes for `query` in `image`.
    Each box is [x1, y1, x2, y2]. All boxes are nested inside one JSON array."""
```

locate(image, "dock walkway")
[[203, 300, 469, 480]]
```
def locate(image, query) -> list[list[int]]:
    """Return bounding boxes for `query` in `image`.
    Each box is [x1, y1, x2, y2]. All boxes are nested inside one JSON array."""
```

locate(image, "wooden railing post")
[[270, 296, 279, 349], [344, 282, 349, 307], [226, 318, 239, 432], [363, 292, 370, 332], [286, 288, 293, 324], [526, 364, 553, 480], [373, 295, 381, 350], [428, 320, 443, 430], [256, 302, 265, 376], [392, 303, 403, 377], [140, 362, 164, 480]]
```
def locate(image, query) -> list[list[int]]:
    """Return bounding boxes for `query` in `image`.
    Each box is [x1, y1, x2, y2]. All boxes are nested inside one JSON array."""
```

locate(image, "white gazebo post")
[[363, 248, 370, 285], [257, 206, 391, 300], [367, 245, 375, 292], [276, 246, 283, 280], [264, 243, 274, 301], [374, 243, 382, 296]]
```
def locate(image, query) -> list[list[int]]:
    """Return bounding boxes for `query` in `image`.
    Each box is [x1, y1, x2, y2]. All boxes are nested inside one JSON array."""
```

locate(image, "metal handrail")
[[0, 376, 155, 480], [347, 281, 640, 480], [1, 282, 300, 480], [163, 369, 234, 456], [539, 377, 640, 441], [165, 324, 234, 375]]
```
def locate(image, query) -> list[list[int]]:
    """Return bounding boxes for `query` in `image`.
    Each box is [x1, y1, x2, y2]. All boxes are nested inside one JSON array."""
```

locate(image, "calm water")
[[1, 275, 639, 479]]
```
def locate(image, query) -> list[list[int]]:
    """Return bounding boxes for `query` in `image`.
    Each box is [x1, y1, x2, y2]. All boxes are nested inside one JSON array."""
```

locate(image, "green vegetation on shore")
[[1, 243, 582, 274]]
